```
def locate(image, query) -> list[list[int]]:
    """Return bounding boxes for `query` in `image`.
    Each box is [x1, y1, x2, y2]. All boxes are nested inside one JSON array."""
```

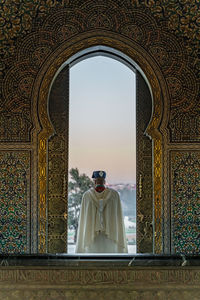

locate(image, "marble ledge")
[[0, 254, 199, 268]]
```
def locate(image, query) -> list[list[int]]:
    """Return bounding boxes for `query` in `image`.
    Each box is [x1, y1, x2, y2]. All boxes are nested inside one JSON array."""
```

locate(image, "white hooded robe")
[[75, 187, 128, 253]]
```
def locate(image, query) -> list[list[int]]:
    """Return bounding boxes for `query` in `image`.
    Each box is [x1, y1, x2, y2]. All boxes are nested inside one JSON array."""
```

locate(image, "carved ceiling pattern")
[[1, 1, 200, 67], [0, 0, 199, 142]]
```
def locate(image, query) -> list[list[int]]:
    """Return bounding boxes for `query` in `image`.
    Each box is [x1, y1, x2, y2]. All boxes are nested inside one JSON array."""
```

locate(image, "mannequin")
[[75, 171, 128, 253]]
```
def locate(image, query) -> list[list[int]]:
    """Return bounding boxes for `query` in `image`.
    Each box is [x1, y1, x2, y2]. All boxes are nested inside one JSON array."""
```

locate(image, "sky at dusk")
[[69, 56, 136, 184]]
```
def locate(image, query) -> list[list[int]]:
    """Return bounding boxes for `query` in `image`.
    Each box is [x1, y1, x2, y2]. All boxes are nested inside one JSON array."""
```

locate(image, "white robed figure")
[[75, 171, 128, 253]]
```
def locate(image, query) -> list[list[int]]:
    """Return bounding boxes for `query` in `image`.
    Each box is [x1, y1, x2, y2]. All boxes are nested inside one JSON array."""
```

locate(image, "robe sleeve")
[[75, 191, 96, 253], [116, 192, 128, 252], [104, 190, 128, 253]]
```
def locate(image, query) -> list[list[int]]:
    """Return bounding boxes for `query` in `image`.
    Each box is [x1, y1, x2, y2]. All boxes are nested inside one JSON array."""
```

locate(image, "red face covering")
[[95, 184, 105, 193]]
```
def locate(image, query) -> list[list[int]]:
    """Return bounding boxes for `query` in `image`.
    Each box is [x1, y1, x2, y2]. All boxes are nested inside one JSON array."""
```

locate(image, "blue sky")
[[69, 56, 136, 184]]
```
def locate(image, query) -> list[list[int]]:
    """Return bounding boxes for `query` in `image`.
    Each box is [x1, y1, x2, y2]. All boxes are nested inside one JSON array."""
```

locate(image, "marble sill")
[[0, 254, 199, 268]]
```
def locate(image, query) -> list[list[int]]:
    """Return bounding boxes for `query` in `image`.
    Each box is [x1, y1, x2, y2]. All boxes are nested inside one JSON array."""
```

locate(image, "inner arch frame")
[[34, 33, 164, 254]]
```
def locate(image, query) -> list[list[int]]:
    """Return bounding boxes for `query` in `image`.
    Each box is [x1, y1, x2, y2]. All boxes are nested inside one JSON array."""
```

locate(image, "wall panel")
[[170, 151, 200, 254], [0, 151, 31, 253]]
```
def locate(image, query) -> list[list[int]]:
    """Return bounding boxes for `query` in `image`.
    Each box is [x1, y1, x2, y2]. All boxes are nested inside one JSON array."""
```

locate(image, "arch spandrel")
[[0, 1, 198, 145], [35, 32, 167, 253]]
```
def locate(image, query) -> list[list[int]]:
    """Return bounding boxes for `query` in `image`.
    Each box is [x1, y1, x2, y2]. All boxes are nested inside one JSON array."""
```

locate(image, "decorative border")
[[0, 267, 199, 286], [38, 134, 49, 253], [153, 138, 162, 253], [145, 74, 162, 253]]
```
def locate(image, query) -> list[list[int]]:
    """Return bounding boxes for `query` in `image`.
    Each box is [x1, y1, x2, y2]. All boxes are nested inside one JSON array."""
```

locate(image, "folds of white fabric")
[[75, 187, 128, 253]]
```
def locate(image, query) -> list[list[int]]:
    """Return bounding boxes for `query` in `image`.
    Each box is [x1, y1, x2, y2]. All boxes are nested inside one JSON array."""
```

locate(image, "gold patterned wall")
[[0, 0, 200, 254]]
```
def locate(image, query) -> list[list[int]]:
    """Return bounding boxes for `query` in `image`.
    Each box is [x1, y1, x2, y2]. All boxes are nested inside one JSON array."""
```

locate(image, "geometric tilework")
[[0, 151, 30, 253], [171, 151, 200, 254]]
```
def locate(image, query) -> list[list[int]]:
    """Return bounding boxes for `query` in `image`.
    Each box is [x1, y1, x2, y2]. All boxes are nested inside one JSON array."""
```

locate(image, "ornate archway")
[[34, 31, 168, 253]]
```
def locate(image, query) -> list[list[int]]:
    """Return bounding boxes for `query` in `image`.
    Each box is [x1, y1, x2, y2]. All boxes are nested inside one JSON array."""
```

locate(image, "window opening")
[[68, 56, 136, 254]]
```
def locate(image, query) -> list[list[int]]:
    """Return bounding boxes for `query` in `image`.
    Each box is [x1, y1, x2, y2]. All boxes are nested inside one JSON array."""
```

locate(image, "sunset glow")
[[69, 56, 136, 184]]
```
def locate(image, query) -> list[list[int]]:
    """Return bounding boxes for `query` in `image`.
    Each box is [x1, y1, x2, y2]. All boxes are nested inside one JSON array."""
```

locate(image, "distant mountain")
[[107, 183, 136, 190], [107, 183, 136, 217]]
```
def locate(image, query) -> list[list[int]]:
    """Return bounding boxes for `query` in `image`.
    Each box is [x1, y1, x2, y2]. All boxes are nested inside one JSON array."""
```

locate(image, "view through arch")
[[68, 56, 136, 253], [47, 46, 154, 254]]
